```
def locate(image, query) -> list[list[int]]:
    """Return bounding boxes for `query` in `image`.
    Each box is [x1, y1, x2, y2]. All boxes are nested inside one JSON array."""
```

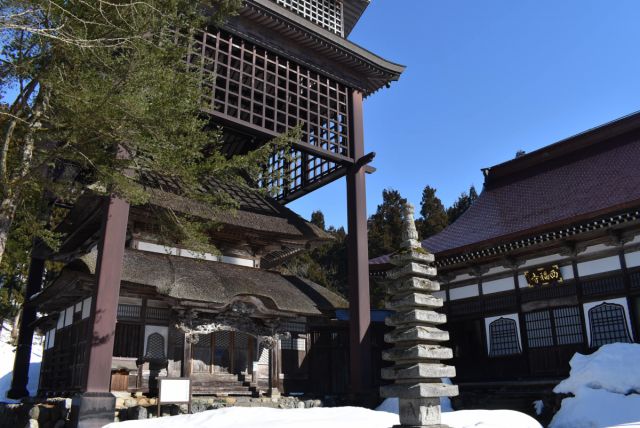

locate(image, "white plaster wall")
[[583, 297, 633, 346], [449, 284, 479, 301], [560, 265, 575, 280], [144, 325, 169, 357], [483, 277, 515, 295], [449, 273, 474, 283], [577, 256, 621, 277], [484, 313, 522, 355], [64, 306, 74, 326], [485, 266, 509, 276], [521, 254, 565, 268], [625, 250, 640, 268], [82, 297, 92, 320], [581, 243, 612, 255], [626, 235, 640, 246]]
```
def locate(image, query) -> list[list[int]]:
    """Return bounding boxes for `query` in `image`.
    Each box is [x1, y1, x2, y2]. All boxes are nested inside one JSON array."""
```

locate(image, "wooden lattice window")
[[145, 333, 166, 359], [273, 0, 343, 35], [117, 304, 141, 320], [588, 303, 632, 347], [189, 29, 351, 199], [553, 306, 584, 345], [524, 311, 554, 348], [524, 307, 584, 349], [488, 317, 521, 357], [146, 307, 170, 322]]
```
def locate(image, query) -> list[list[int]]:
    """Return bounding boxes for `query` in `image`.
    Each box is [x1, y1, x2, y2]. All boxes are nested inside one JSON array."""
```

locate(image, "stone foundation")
[[0, 398, 72, 428]]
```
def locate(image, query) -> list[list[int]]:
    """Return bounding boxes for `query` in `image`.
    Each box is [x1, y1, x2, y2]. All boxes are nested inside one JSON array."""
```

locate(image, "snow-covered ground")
[[550, 343, 640, 428], [104, 406, 542, 428], [0, 321, 42, 402]]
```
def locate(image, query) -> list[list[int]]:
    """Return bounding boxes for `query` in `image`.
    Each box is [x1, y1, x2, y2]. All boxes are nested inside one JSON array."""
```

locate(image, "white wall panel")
[[484, 313, 522, 355], [625, 251, 640, 268], [482, 277, 515, 295], [577, 256, 621, 277], [449, 284, 479, 301], [583, 297, 633, 346]]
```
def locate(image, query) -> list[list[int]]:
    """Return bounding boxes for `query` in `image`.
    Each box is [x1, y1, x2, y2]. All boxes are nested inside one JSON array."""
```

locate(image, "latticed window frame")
[[588, 302, 632, 348], [524, 306, 584, 348], [273, 0, 344, 36], [187, 29, 353, 200], [145, 332, 166, 360], [488, 317, 522, 357]]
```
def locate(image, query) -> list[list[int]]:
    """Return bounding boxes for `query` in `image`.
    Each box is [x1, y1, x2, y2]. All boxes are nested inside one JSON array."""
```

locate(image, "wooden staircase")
[[190, 373, 259, 396]]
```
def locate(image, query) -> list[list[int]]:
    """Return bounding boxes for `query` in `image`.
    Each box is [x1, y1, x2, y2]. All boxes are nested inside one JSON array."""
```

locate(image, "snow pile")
[[550, 343, 640, 428], [0, 322, 43, 402], [106, 407, 399, 428], [554, 343, 640, 395], [106, 403, 541, 428]]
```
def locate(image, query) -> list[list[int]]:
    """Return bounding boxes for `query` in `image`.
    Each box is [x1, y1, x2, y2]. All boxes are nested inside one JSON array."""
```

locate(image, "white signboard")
[[159, 378, 191, 404]]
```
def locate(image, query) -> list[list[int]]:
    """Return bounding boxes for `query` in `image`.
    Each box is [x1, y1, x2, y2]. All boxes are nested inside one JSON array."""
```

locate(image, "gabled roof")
[[423, 111, 640, 257]]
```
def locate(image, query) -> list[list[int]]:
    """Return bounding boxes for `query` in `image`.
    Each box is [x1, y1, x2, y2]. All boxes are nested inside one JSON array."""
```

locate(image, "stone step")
[[387, 263, 437, 281], [381, 363, 456, 381], [385, 325, 449, 343], [380, 382, 459, 399], [386, 309, 447, 327], [382, 344, 453, 362], [386, 293, 443, 311]]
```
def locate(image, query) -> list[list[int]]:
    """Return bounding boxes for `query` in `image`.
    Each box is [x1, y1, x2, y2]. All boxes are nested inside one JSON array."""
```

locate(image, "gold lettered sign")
[[524, 264, 564, 287]]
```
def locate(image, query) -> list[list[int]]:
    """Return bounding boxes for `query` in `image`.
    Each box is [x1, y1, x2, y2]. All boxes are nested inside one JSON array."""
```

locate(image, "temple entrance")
[[191, 331, 255, 375]]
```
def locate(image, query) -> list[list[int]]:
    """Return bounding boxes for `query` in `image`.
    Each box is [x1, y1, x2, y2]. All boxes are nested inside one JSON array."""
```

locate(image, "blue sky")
[[288, 0, 640, 229]]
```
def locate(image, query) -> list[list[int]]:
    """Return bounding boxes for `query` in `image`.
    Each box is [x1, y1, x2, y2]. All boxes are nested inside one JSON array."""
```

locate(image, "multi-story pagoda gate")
[[10, 0, 404, 425]]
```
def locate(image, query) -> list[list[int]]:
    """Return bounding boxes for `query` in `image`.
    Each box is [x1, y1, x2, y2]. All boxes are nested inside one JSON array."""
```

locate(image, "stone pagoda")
[[380, 204, 458, 428]]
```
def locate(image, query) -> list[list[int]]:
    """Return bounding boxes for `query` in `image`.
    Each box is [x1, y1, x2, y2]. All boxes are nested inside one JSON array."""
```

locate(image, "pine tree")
[[310, 210, 325, 230], [0, 0, 295, 318], [446, 185, 479, 224], [367, 189, 407, 259], [417, 185, 448, 239]]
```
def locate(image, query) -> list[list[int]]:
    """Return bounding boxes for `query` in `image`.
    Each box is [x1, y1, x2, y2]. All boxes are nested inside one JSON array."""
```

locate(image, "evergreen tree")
[[446, 185, 479, 224], [310, 210, 325, 230], [367, 189, 406, 258], [417, 185, 448, 239], [0, 0, 295, 319], [279, 224, 348, 299]]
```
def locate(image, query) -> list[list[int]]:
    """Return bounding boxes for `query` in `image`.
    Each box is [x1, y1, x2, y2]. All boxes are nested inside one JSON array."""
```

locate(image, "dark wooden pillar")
[[346, 90, 372, 393], [268, 344, 281, 397], [7, 256, 45, 398], [72, 196, 129, 428]]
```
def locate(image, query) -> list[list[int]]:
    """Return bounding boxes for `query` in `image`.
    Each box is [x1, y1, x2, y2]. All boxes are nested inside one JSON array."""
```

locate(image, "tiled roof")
[[425, 122, 640, 256], [371, 112, 640, 264]]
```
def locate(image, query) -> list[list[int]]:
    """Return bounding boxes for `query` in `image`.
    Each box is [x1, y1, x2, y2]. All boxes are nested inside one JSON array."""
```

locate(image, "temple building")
[[370, 111, 640, 409], [9, 1, 404, 426]]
